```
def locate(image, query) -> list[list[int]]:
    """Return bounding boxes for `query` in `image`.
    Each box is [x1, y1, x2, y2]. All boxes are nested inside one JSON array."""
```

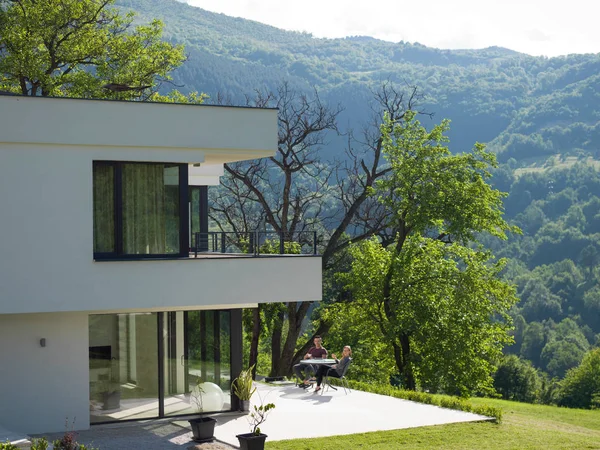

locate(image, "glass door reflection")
[[89, 313, 159, 423], [164, 310, 232, 416]]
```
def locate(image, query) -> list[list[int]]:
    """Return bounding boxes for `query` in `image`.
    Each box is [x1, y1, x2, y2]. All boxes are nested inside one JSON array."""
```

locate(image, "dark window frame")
[[88, 308, 242, 425], [93, 161, 189, 260]]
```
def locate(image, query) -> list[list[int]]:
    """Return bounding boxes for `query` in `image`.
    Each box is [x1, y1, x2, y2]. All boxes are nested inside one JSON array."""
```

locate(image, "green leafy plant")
[[30, 438, 49, 450], [248, 402, 276, 435], [345, 380, 503, 423], [232, 365, 257, 401], [0, 441, 19, 450]]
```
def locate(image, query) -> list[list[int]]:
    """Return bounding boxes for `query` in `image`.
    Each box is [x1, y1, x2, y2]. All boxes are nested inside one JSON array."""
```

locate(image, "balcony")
[[190, 231, 319, 258]]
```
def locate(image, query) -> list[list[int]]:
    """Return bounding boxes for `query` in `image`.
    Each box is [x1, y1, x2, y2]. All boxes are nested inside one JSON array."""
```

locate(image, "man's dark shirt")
[[306, 347, 327, 359]]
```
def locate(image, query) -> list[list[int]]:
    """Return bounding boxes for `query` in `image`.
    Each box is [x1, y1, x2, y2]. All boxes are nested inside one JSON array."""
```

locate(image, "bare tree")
[[210, 81, 430, 377]]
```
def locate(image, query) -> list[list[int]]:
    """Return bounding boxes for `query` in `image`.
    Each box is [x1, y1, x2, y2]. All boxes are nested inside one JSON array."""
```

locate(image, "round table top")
[[299, 358, 336, 365]]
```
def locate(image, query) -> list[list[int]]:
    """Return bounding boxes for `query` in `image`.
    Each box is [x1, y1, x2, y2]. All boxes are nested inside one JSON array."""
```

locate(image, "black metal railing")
[[192, 231, 319, 257]]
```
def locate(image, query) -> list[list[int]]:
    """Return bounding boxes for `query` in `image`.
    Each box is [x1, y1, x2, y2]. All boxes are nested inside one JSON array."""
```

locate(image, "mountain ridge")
[[117, 0, 600, 163]]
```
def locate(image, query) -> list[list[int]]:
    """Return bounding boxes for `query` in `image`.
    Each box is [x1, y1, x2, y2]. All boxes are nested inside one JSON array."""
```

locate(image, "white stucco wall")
[[0, 96, 277, 163], [0, 143, 322, 315], [0, 313, 89, 434]]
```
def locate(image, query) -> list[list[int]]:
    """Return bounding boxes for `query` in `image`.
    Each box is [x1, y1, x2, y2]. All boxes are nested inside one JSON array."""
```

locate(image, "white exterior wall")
[[0, 313, 89, 434], [0, 96, 322, 315], [0, 143, 322, 315], [1, 96, 277, 163]]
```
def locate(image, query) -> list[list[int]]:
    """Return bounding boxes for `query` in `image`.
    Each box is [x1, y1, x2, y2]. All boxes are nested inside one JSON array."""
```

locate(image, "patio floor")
[[38, 383, 491, 449]]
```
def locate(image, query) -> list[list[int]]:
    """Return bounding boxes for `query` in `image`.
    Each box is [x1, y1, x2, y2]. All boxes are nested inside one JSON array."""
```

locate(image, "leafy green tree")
[[583, 286, 600, 330], [540, 318, 589, 378], [319, 300, 396, 384], [506, 313, 527, 354], [0, 0, 186, 99], [520, 279, 563, 322], [579, 244, 599, 280], [344, 237, 517, 395], [341, 111, 519, 394], [520, 321, 547, 367], [493, 354, 541, 403], [559, 348, 600, 409], [515, 204, 546, 235]]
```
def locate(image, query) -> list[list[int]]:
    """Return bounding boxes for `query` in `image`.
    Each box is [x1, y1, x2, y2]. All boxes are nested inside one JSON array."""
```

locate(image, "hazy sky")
[[184, 0, 600, 57]]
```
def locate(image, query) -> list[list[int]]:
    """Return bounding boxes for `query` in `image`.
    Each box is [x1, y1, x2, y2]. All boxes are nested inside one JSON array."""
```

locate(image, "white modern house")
[[0, 95, 322, 435]]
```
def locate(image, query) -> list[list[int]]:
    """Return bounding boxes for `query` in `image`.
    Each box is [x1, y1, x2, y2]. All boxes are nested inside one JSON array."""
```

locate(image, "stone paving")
[[36, 382, 491, 449]]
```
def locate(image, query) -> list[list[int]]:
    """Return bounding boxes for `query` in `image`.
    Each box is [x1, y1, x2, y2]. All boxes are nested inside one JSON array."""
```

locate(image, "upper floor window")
[[93, 162, 189, 259]]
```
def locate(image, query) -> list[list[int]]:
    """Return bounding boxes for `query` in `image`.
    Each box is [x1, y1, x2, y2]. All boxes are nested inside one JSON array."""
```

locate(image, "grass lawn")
[[266, 397, 600, 450]]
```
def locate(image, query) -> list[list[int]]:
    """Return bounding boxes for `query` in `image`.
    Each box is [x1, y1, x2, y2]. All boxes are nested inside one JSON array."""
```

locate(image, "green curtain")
[[122, 164, 167, 254], [93, 164, 115, 253]]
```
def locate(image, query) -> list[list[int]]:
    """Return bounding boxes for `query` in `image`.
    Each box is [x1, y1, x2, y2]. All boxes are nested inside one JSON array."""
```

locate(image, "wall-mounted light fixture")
[[40, 338, 46, 347]]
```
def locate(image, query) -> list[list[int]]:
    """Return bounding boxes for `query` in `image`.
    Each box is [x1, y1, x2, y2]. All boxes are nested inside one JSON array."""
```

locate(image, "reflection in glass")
[[92, 163, 115, 253], [89, 313, 158, 423], [164, 310, 232, 416], [88, 310, 232, 423], [122, 164, 180, 255]]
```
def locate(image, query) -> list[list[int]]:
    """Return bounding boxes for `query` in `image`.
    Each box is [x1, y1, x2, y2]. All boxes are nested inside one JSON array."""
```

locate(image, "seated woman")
[[314, 345, 352, 393]]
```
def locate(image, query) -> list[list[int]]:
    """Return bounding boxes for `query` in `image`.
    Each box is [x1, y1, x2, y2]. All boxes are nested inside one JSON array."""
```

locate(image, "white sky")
[[184, 0, 600, 57]]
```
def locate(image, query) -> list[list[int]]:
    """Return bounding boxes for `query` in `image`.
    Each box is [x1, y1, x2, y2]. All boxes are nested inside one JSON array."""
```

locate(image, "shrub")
[[344, 380, 502, 422], [493, 354, 541, 403], [558, 348, 600, 409], [0, 442, 19, 450]]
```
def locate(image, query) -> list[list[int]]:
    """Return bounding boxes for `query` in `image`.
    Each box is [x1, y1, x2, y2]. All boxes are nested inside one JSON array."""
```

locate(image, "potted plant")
[[232, 365, 256, 413], [236, 402, 275, 450], [188, 377, 217, 443], [101, 359, 121, 410]]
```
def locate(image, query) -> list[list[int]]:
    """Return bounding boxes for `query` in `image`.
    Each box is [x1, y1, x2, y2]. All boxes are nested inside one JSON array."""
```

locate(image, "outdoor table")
[[299, 358, 336, 381], [299, 359, 339, 391], [299, 358, 336, 365]]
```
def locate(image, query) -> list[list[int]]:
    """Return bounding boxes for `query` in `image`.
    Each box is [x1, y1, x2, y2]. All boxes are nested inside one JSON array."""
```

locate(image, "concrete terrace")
[[36, 383, 491, 449]]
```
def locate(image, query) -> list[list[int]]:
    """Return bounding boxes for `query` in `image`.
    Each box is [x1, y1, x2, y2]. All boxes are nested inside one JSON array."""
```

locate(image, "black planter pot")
[[239, 400, 251, 413], [188, 417, 216, 442], [102, 391, 121, 410], [236, 433, 267, 450]]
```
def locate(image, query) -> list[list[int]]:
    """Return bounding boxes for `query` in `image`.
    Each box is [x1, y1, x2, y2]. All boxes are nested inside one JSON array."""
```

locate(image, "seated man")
[[293, 335, 327, 387]]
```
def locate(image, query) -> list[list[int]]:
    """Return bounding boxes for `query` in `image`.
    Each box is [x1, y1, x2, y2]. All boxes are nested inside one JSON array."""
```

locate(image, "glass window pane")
[[93, 163, 115, 253], [164, 310, 231, 416], [190, 187, 200, 249], [122, 164, 180, 255], [89, 313, 159, 423]]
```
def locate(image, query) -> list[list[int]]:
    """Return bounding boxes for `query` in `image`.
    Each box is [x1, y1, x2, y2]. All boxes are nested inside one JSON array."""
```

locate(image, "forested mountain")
[[118, 0, 600, 163], [117, 0, 600, 385]]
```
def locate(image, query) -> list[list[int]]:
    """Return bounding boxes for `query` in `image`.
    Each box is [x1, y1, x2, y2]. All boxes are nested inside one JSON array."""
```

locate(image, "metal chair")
[[295, 362, 317, 389], [322, 358, 352, 395]]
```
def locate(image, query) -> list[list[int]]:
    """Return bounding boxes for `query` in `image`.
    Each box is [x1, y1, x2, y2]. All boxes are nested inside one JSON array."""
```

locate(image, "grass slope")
[[266, 397, 600, 450]]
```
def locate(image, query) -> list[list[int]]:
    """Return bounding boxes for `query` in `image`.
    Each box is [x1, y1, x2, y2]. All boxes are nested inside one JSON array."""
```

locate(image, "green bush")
[[558, 348, 600, 409], [343, 380, 503, 422], [31, 438, 49, 450], [0, 442, 19, 450], [493, 354, 541, 403]]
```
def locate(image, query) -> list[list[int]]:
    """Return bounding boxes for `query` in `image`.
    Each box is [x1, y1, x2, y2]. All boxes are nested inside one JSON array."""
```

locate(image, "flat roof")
[[0, 91, 278, 111]]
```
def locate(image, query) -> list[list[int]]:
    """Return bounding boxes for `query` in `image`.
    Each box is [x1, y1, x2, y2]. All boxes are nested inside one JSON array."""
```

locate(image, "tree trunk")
[[249, 306, 261, 380], [394, 333, 415, 390], [270, 309, 284, 377], [275, 303, 305, 376]]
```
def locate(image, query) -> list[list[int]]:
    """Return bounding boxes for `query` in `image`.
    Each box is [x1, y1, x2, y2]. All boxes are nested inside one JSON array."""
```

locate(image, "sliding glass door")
[[89, 313, 159, 423], [89, 310, 232, 424], [163, 311, 232, 416]]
